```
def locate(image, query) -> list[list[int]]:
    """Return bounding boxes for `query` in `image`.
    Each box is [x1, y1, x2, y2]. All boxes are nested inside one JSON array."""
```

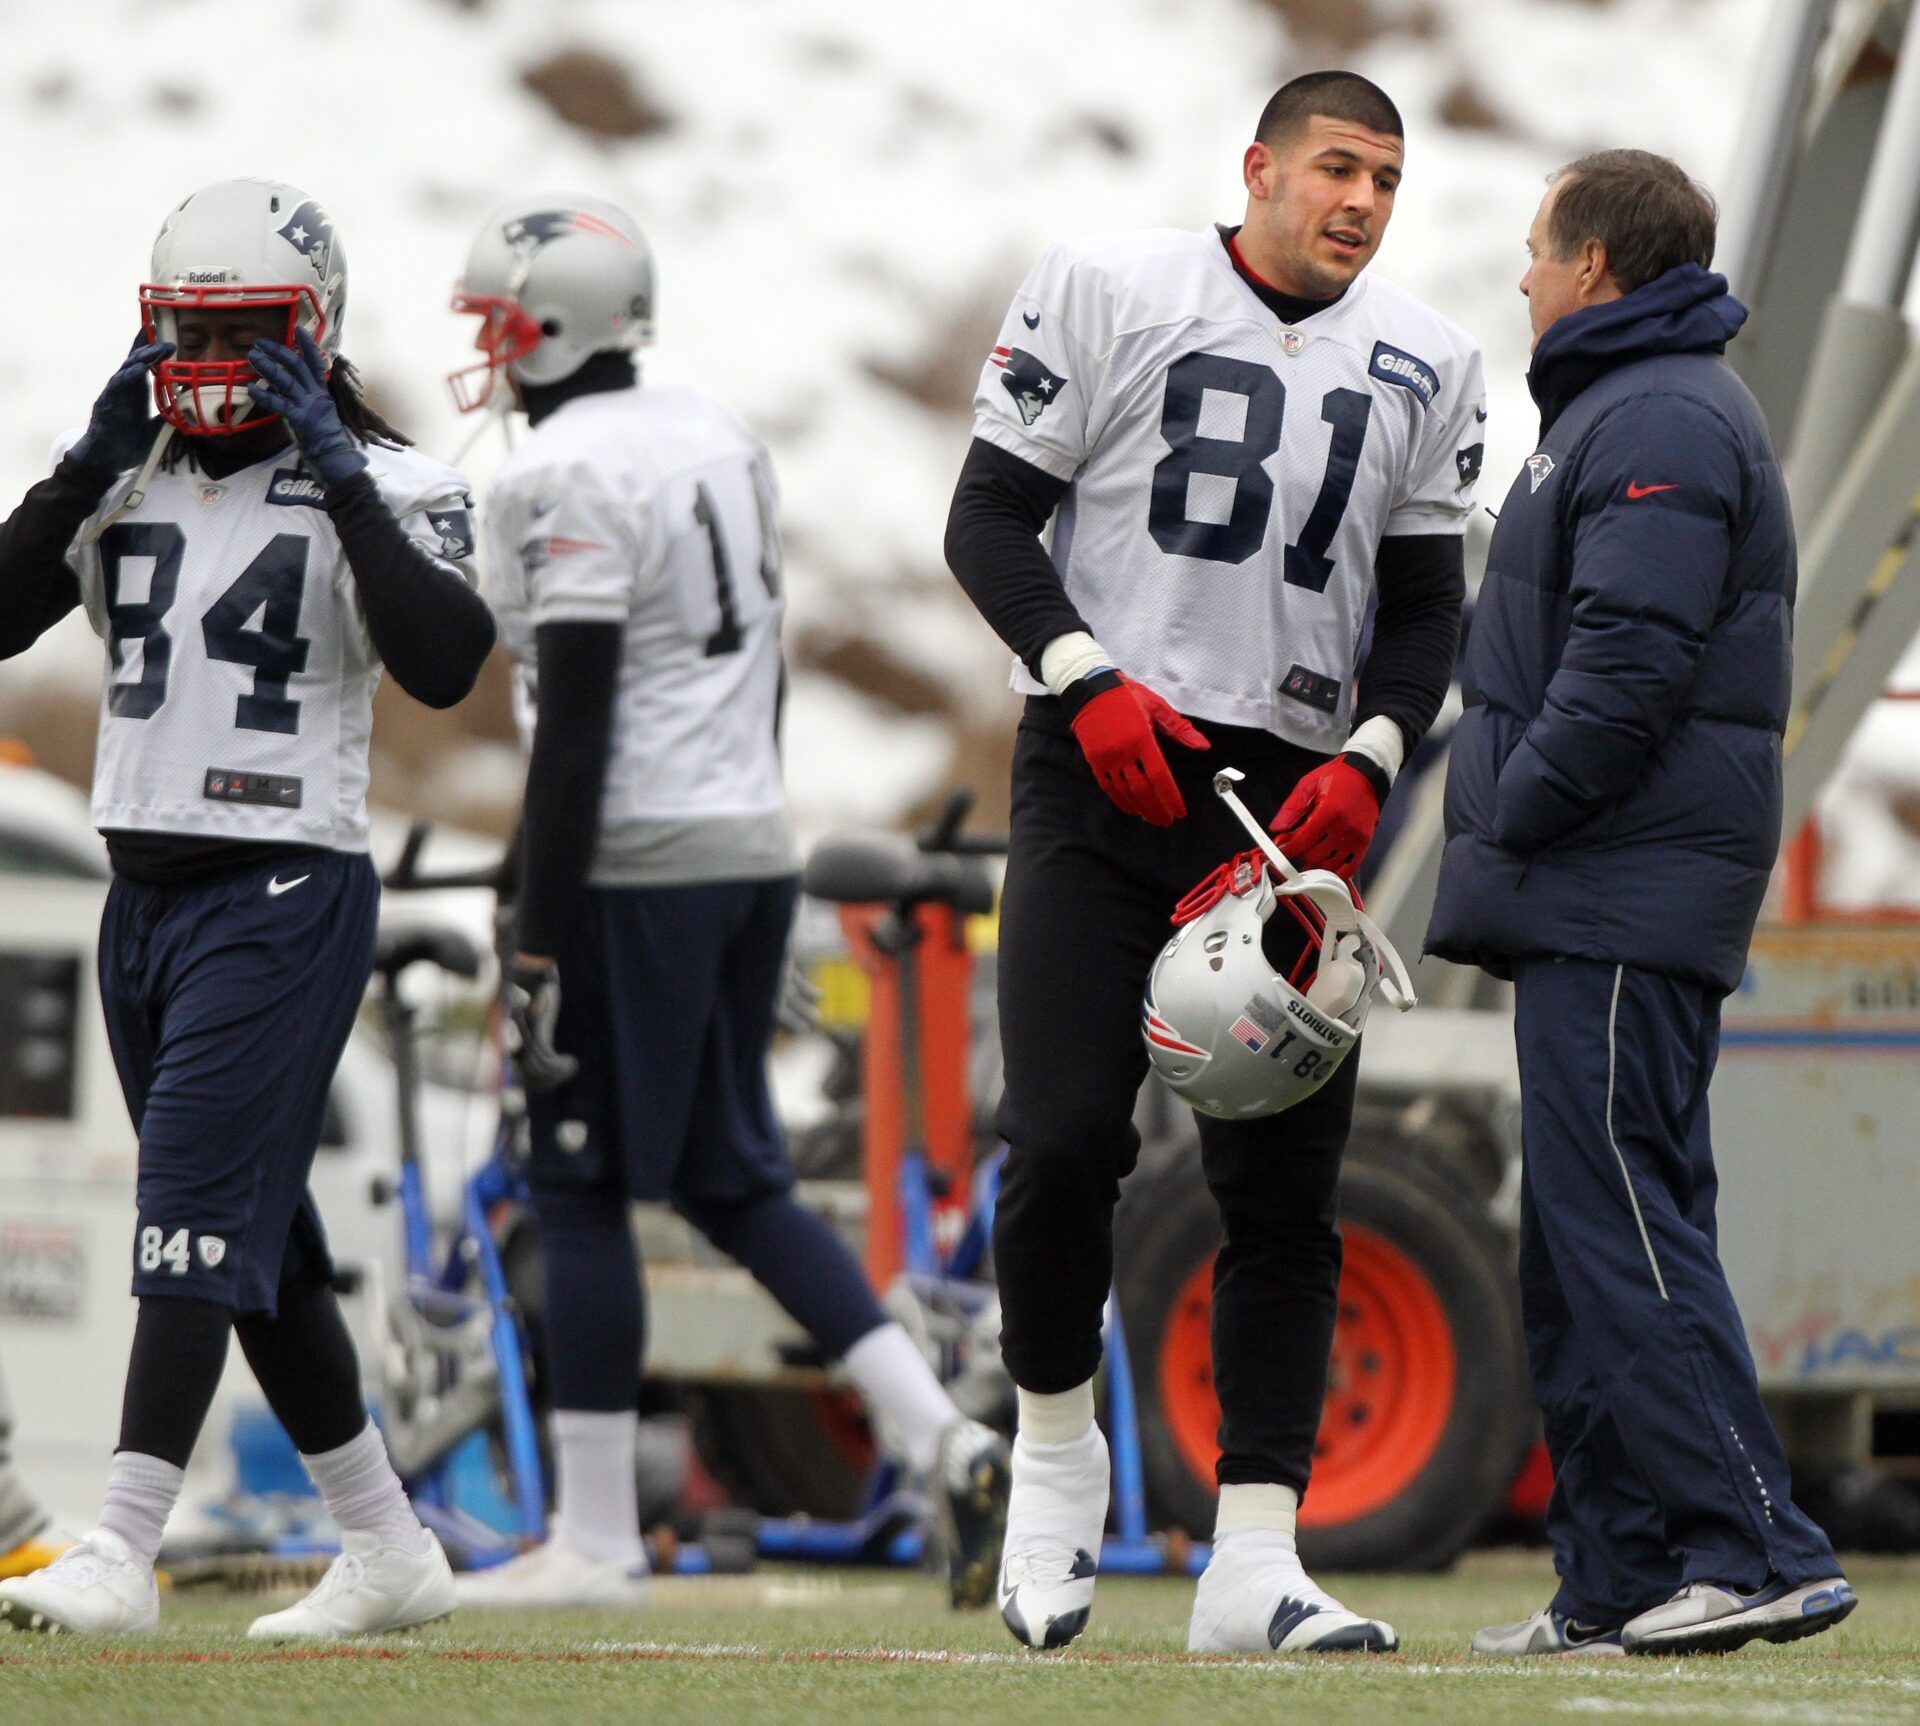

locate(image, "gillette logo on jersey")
[[1368, 341, 1440, 405], [266, 468, 326, 507]]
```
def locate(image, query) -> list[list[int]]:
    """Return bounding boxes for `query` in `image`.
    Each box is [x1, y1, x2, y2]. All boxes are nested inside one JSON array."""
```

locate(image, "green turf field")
[[2, 1550, 1910, 1726]]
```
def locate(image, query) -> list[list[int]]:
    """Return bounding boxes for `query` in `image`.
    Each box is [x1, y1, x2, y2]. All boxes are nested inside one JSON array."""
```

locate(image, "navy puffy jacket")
[[1425, 265, 1793, 994]]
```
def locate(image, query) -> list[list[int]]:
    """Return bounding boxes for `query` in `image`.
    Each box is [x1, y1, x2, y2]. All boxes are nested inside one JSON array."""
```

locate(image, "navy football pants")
[[1512, 958, 1838, 1621], [526, 878, 886, 1414], [99, 852, 377, 1315]]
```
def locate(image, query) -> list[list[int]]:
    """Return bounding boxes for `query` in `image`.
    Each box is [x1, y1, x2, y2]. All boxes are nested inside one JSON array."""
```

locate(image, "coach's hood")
[[1528, 263, 1747, 434]]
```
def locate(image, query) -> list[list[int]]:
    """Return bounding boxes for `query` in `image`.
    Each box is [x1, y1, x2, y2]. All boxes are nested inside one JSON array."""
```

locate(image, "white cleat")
[[0, 1530, 158, 1636], [997, 1424, 1109, 1650], [1188, 1533, 1398, 1654], [247, 1529, 456, 1640], [453, 1540, 650, 1608]]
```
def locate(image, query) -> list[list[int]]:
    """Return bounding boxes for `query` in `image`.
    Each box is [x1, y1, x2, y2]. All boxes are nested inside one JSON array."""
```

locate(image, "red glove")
[[1269, 754, 1386, 878], [1064, 671, 1209, 826]]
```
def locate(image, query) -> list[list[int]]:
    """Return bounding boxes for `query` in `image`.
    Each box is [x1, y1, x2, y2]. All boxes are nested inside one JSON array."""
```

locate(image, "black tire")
[[1115, 1116, 1533, 1571], [687, 1384, 874, 1521]]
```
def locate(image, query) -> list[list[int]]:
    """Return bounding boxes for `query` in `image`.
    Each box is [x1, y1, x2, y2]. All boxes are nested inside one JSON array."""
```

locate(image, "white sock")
[[1215, 1482, 1299, 1543], [303, 1422, 429, 1551], [841, 1322, 962, 1475], [97, 1451, 183, 1571], [551, 1409, 644, 1566], [1016, 1380, 1096, 1448]]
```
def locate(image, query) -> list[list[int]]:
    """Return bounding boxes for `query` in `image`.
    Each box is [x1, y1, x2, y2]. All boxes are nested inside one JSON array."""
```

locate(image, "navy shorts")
[[98, 850, 379, 1316], [527, 876, 799, 1206]]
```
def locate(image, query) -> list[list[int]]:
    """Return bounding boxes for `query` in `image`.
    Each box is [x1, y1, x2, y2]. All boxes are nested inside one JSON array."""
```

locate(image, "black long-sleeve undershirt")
[[322, 470, 495, 710], [514, 620, 623, 959], [943, 436, 1463, 757], [0, 454, 106, 659], [943, 438, 1078, 680]]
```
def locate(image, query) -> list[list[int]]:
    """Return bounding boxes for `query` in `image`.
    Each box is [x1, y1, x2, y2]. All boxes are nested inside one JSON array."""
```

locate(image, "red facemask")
[[138, 281, 326, 437], [447, 293, 543, 413]]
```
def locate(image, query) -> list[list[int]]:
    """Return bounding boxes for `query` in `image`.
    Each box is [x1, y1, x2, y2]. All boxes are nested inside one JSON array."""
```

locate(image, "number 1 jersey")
[[56, 435, 478, 851], [482, 382, 789, 837], [972, 227, 1485, 751]]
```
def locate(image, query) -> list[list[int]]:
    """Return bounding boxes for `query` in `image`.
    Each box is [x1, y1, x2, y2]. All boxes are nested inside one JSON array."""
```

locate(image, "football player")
[[0, 179, 495, 1638], [945, 73, 1485, 1651], [447, 195, 1010, 1610]]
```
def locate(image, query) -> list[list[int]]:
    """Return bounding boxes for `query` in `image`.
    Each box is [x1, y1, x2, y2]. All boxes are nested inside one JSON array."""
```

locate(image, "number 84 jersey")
[[973, 228, 1485, 752], [57, 434, 478, 851]]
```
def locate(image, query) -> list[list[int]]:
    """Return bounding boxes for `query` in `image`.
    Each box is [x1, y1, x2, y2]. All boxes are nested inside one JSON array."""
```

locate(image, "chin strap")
[[1212, 767, 1417, 1011], [79, 424, 175, 547], [448, 389, 517, 467]]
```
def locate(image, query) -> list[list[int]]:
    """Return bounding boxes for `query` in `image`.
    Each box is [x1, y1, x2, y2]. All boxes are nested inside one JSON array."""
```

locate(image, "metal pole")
[[1715, 0, 1835, 299], [1783, 1, 1920, 519], [1840, 0, 1920, 308]]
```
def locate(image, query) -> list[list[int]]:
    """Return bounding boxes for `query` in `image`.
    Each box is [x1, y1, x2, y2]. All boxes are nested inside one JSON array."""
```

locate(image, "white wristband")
[[1344, 715, 1407, 786], [1038, 631, 1115, 696]]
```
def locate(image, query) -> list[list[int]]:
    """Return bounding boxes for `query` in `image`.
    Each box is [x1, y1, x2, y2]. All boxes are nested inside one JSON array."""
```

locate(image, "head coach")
[[1426, 150, 1857, 1658]]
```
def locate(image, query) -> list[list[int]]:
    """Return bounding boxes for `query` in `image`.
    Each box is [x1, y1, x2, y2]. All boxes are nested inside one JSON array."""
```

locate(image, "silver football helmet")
[[141, 178, 348, 436], [449, 193, 655, 411], [1143, 770, 1415, 1121]]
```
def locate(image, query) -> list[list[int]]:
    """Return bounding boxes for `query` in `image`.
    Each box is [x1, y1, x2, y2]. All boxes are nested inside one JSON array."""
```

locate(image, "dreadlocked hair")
[[328, 354, 411, 449], [162, 351, 411, 473]]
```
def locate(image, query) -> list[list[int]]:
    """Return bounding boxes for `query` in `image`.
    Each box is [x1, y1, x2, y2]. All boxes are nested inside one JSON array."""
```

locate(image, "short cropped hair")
[[1547, 149, 1717, 292], [1256, 72, 1403, 149]]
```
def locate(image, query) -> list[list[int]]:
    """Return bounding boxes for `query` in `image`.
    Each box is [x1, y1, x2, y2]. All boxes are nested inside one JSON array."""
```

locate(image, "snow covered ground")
[[0, 0, 1781, 832]]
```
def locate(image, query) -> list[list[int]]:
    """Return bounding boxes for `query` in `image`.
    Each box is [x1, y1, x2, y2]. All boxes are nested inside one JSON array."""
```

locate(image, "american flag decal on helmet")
[[1228, 1015, 1268, 1053]]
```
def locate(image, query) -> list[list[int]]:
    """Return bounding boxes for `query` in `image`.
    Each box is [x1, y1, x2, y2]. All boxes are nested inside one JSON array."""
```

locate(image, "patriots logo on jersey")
[[992, 346, 1067, 427], [502, 209, 633, 253], [1528, 452, 1557, 492], [276, 201, 337, 280], [427, 508, 473, 561], [1456, 443, 1484, 488]]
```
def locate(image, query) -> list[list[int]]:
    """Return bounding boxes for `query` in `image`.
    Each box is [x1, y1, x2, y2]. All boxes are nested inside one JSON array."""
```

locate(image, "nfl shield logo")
[[198, 1235, 226, 1268], [1279, 328, 1306, 357], [1527, 452, 1556, 493], [200, 484, 225, 505]]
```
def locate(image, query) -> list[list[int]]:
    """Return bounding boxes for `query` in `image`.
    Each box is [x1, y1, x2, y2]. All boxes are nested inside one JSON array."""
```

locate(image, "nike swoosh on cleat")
[[267, 874, 312, 896], [1268, 1596, 1325, 1648]]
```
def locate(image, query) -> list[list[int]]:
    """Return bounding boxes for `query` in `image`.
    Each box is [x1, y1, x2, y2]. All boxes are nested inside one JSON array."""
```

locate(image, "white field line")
[[588, 1640, 1920, 1690]]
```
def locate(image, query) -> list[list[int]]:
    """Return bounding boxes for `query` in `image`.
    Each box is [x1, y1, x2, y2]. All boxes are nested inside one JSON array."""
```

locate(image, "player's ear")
[[1244, 140, 1276, 201]]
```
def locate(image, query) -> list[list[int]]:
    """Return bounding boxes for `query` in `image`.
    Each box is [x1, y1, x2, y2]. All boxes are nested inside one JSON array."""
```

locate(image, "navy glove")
[[503, 958, 578, 1095], [70, 336, 174, 474], [247, 327, 367, 488]]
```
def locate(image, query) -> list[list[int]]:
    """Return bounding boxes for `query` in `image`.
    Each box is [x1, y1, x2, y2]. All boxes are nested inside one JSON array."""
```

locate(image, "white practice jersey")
[[58, 435, 476, 851], [484, 383, 787, 833], [973, 228, 1486, 750]]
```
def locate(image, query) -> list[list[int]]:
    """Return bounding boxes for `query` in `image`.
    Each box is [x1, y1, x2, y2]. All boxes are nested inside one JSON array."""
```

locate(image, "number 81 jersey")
[[56, 434, 478, 851], [973, 228, 1485, 752]]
